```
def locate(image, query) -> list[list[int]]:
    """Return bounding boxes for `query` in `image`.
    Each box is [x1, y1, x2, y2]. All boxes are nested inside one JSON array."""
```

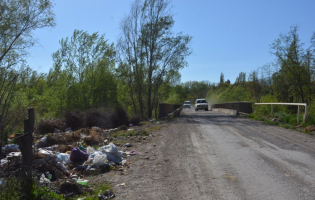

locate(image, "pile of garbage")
[[0, 126, 138, 197]]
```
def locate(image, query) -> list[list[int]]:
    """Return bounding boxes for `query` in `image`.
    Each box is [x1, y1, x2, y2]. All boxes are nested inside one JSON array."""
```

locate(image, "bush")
[[84, 110, 112, 129], [64, 111, 84, 131], [129, 115, 142, 125], [111, 107, 129, 128]]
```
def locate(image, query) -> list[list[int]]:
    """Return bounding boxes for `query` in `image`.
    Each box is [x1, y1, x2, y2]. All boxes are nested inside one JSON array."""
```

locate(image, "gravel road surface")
[[109, 108, 315, 200]]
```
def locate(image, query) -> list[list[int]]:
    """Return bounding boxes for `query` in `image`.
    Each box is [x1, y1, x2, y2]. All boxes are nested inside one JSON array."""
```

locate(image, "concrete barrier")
[[212, 108, 239, 116], [173, 107, 183, 117], [211, 102, 253, 114], [159, 103, 181, 118]]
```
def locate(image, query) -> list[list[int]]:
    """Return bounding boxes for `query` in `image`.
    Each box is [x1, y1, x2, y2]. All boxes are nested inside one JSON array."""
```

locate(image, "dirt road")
[[106, 108, 315, 199]]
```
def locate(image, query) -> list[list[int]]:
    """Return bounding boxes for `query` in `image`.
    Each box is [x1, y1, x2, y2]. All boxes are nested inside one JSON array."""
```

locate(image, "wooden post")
[[18, 108, 34, 200], [304, 104, 309, 122], [297, 105, 301, 123], [271, 105, 274, 116]]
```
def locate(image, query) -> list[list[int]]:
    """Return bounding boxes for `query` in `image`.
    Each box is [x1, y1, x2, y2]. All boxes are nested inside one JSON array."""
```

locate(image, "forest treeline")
[[1, 0, 315, 138]]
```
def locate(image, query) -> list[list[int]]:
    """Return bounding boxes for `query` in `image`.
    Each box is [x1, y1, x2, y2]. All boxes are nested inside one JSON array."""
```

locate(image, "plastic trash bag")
[[92, 154, 107, 168], [4, 144, 19, 152], [70, 147, 89, 162], [40, 174, 50, 184], [98, 143, 122, 163], [86, 147, 95, 154], [56, 153, 72, 164], [35, 136, 48, 148]]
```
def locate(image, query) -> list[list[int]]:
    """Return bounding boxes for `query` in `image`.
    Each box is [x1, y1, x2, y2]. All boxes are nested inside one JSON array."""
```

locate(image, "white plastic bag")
[[40, 174, 50, 184], [56, 153, 72, 164], [92, 154, 107, 168], [98, 143, 122, 163], [86, 147, 95, 154]]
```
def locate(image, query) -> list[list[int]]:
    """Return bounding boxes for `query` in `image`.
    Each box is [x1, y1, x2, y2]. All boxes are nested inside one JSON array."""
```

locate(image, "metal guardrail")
[[255, 103, 308, 122]]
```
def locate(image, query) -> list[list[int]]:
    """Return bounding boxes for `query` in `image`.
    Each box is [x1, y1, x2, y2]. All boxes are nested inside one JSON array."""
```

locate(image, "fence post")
[[18, 108, 34, 200], [297, 105, 301, 123], [304, 104, 309, 122], [271, 104, 274, 116]]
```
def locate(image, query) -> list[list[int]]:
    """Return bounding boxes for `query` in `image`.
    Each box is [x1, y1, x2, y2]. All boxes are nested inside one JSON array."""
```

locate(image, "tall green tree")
[[51, 30, 116, 111], [117, 0, 192, 118], [270, 26, 314, 103]]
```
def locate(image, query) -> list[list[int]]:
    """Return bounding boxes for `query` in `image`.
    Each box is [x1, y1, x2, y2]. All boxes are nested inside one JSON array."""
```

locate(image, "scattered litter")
[[56, 162, 69, 175], [86, 147, 95, 154], [56, 153, 72, 164], [98, 190, 115, 200], [125, 143, 132, 147], [38, 149, 54, 157], [8, 152, 21, 157], [129, 150, 138, 155], [98, 143, 123, 163], [4, 144, 19, 152], [35, 136, 48, 148], [92, 154, 108, 168], [76, 179, 88, 186], [65, 127, 72, 132], [40, 174, 51, 184]]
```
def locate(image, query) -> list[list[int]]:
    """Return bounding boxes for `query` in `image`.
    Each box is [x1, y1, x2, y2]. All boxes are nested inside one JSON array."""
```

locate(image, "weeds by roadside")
[[245, 113, 315, 135]]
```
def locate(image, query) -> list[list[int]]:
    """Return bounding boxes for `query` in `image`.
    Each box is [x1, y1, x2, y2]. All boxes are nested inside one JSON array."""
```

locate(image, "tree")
[[270, 26, 314, 103], [220, 72, 224, 84], [51, 30, 117, 111], [117, 0, 192, 118], [0, 0, 55, 67], [0, 0, 55, 198], [0, 0, 55, 148]]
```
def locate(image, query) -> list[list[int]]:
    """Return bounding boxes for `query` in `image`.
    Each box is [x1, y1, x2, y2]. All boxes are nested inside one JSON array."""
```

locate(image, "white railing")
[[254, 103, 309, 122]]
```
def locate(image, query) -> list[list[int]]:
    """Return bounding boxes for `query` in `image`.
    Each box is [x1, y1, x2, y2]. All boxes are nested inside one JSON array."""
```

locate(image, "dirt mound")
[[83, 129, 104, 145], [36, 119, 66, 134], [46, 132, 81, 146]]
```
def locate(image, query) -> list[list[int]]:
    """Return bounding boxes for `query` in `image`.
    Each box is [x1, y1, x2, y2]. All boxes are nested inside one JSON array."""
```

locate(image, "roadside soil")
[[89, 108, 315, 200]]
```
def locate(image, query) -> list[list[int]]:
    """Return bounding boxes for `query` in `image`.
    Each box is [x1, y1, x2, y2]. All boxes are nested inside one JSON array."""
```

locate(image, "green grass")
[[34, 186, 64, 200], [71, 183, 113, 200]]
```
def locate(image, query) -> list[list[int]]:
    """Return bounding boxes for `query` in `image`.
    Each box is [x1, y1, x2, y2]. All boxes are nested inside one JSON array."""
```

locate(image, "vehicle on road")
[[183, 101, 191, 109], [194, 99, 208, 111]]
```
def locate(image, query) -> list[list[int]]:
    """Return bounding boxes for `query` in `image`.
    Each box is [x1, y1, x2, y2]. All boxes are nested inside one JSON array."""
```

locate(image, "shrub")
[[111, 107, 129, 128], [84, 110, 112, 129], [64, 111, 84, 131], [129, 115, 142, 125]]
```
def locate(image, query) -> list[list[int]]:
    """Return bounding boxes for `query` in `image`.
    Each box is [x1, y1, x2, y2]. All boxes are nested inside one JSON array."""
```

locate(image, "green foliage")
[[0, 178, 21, 200], [73, 183, 112, 200], [254, 94, 281, 116], [117, 0, 192, 118], [34, 186, 64, 200]]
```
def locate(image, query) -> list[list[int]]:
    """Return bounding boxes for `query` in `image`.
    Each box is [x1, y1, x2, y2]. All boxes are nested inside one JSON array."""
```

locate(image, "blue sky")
[[27, 0, 315, 84]]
